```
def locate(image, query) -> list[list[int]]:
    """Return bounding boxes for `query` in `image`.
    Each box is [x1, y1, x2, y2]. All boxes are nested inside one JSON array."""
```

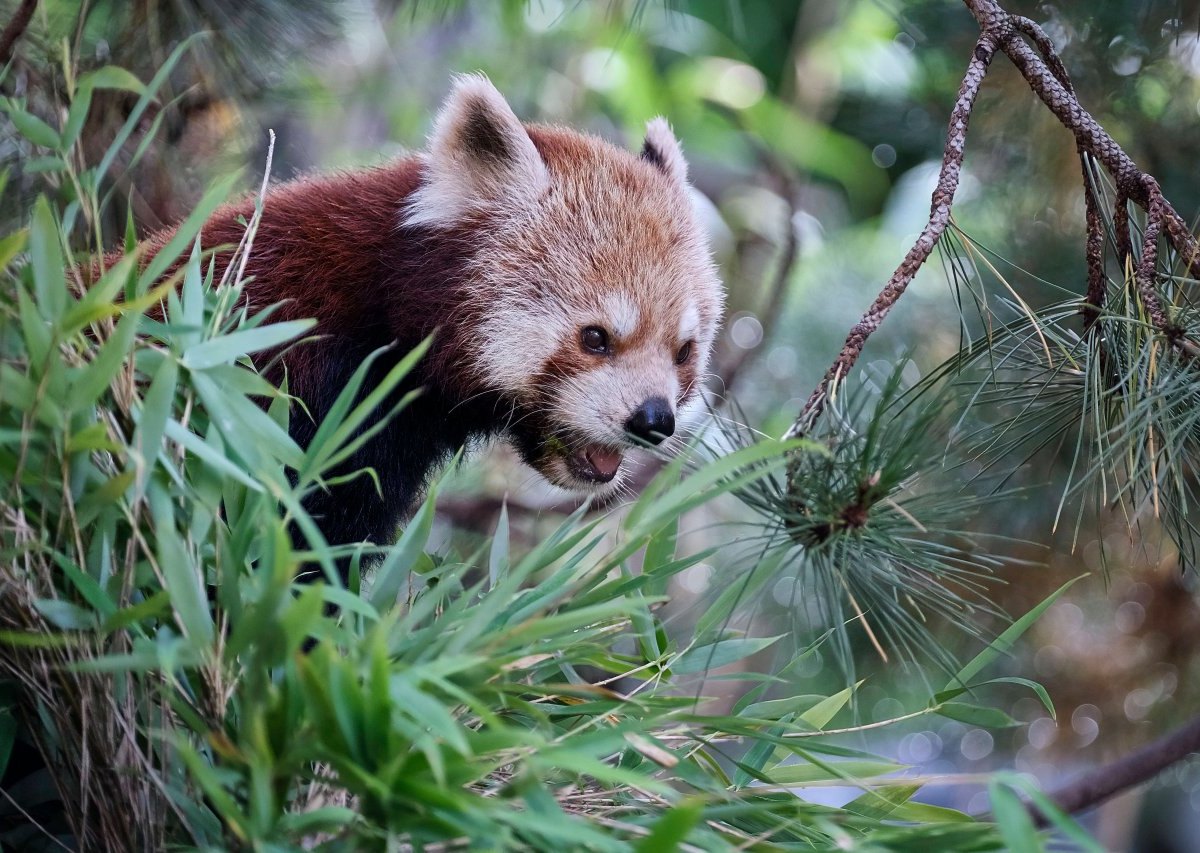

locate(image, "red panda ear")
[[640, 117, 688, 184], [404, 73, 550, 228]]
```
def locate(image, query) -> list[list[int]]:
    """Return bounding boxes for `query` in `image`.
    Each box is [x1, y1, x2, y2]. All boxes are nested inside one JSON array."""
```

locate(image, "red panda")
[[123, 74, 724, 563]]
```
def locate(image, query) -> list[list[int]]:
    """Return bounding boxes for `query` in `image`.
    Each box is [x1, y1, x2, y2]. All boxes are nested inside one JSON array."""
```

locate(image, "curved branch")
[[788, 0, 1200, 440], [1010, 16, 1105, 322], [971, 0, 1200, 286], [0, 0, 37, 66], [1037, 713, 1200, 822], [786, 34, 998, 437]]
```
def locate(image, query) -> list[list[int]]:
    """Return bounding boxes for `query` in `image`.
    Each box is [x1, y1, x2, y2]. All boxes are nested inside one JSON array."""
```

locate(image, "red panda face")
[[404, 75, 724, 497]]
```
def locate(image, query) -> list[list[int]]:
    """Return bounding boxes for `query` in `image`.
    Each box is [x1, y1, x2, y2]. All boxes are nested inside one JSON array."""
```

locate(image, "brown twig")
[[0, 0, 36, 66], [1010, 14, 1105, 322], [1113, 190, 1132, 267], [1034, 713, 1200, 824], [987, 5, 1200, 286], [785, 33, 998, 438], [789, 0, 1200, 438]]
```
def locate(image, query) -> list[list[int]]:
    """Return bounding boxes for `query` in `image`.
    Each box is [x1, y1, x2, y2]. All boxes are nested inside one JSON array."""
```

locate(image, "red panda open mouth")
[[504, 411, 626, 490], [565, 444, 624, 484]]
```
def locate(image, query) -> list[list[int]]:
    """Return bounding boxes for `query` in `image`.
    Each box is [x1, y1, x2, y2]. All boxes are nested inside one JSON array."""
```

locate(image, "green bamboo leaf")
[[673, 635, 783, 675], [182, 320, 315, 370], [192, 371, 304, 469], [489, 501, 509, 589], [102, 590, 171, 632], [739, 694, 826, 722], [51, 553, 117, 619], [23, 156, 67, 173], [76, 469, 135, 526], [1017, 779, 1105, 851], [177, 741, 251, 840], [29, 196, 66, 321], [987, 779, 1043, 852], [62, 253, 138, 331], [163, 419, 264, 492], [60, 86, 94, 151], [180, 240, 206, 348], [944, 575, 1084, 691], [982, 676, 1056, 719], [935, 702, 1020, 729], [633, 798, 704, 853], [391, 677, 471, 757], [766, 759, 905, 785], [69, 311, 139, 409], [842, 784, 919, 821], [78, 65, 148, 95], [299, 338, 431, 482], [34, 599, 97, 630], [626, 438, 811, 533], [17, 284, 51, 366], [845, 785, 974, 823], [641, 513, 677, 598], [0, 227, 26, 269], [133, 357, 179, 497], [149, 483, 213, 647], [369, 485, 438, 610], [5, 105, 61, 149], [799, 684, 857, 729], [275, 807, 357, 836]]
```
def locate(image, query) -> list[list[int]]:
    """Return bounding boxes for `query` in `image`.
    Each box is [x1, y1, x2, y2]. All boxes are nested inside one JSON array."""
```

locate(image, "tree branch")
[[788, 0, 1200, 438], [1036, 713, 1200, 823], [0, 0, 37, 67], [979, 3, 1200, 286], [785, 34, 997, 437]]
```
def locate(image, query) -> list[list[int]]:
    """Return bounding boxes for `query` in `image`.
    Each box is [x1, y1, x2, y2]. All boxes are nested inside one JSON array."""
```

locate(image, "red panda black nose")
[[625, 397, 675, 445]]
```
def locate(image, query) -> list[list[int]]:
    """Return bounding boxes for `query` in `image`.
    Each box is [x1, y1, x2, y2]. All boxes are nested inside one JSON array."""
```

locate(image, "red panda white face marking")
[[404, 74, 724, 496]]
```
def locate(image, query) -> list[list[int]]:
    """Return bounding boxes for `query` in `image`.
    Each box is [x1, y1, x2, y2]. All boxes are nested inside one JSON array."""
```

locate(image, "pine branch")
[[788, 0, 1200, 437], [784, 33, 998, 438]]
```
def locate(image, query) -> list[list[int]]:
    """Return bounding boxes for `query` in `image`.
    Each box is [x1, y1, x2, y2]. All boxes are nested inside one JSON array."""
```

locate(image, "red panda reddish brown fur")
[[121, 75, 724, 570]]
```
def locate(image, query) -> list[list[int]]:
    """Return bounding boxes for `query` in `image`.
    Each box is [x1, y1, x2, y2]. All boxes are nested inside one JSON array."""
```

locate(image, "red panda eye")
[[675, 341, 692, 365], [581, 326, 610, 355]]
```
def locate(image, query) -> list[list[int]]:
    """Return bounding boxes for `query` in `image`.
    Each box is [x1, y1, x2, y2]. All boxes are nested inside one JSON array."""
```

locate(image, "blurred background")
[[5, 0, 1200, 848]]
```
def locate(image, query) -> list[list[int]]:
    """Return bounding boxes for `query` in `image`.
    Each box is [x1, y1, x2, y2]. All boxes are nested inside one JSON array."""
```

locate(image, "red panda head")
[[404, 74, 724, 497]]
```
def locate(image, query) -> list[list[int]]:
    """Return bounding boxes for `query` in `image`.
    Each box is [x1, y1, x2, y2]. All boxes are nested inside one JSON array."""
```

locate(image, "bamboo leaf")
[[673, 635, 783, 674], [29, 196, 66, 321], [182, 320, 315, 370], [944, 575, 1084, 691], [5, 105, 62, 149]]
